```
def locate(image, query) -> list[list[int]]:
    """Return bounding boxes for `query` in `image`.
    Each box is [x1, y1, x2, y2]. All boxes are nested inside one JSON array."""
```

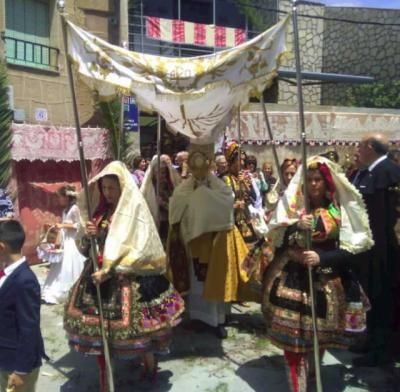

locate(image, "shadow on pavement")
[[236, 355, 289, 392], [163, 321, 225, 360], [328, 349, 398, 392], [237, 350, 398, 392], [51, 350, 174, 392]]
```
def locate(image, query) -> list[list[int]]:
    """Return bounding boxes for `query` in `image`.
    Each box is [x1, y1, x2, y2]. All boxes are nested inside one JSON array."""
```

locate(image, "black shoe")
[[215, 325, 228, 339]]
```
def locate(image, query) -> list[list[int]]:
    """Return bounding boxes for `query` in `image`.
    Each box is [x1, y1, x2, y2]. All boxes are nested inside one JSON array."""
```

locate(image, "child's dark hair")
[[0, 220, 25, 252]]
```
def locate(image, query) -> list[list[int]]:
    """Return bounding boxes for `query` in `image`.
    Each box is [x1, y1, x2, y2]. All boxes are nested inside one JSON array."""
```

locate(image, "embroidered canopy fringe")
[[66, 16, 289, 144]]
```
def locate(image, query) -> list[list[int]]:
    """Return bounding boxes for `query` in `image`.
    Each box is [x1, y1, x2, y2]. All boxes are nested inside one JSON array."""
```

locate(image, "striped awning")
[[146, 16, 246, 48]]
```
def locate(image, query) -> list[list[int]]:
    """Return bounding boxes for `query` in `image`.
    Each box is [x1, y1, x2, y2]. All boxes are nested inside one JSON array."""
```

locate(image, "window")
[[5, 0, 58, 71]]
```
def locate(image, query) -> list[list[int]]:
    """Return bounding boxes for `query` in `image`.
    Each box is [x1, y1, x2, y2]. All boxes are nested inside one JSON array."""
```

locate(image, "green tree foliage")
[[0, 61, 13, 188], [233, 0, 265, 31], [233, 0, 278, 33], [97, 97, 135, 164], [98, 99, 121, 160], [345, 81, 400, 109]]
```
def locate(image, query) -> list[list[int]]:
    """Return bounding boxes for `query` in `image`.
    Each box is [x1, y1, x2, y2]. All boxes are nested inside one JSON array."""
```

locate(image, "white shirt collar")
[[3, 257, 26, 276], [368, 155, 387, 172]]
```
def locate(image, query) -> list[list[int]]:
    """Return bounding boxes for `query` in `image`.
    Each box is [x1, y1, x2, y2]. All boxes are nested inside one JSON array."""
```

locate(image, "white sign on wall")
[[34, 108, 48, 122]]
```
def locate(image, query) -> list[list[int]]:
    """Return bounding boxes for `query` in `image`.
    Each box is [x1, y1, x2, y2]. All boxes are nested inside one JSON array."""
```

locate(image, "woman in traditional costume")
[[168, 145, 258, 338], [245, 156, 373, 392], [41, 185, 85, 304], [141, 155, 181, 244], [64, 161, 184, 391]]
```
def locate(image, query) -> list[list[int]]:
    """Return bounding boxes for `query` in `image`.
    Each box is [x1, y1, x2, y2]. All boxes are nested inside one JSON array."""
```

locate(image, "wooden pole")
[[237, 106, 241, 170], [260, 95, 284, 186], [118, 97, 125, 161], [58, 4, 115, 391], [118, 0, 129, 161], [292, 1, 323, 391], [156, 114, 162, 201]]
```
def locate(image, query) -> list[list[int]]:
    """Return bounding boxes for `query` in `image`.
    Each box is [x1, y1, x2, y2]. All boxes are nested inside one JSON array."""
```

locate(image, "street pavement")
[[34, 264, 399, 392]]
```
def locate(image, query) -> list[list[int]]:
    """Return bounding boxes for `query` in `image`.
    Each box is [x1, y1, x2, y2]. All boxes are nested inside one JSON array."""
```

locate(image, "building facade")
[[1, 1, 398, 125], [0, 0, 118, 126]]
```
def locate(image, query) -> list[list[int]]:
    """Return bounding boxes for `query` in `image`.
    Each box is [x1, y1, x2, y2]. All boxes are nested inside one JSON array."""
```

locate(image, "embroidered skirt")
[[262, 255, 370, 354], [64, 261, 184, 359]]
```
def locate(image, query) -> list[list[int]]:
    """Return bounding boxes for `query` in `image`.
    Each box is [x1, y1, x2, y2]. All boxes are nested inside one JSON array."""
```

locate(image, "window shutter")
[[5, 0, 51, 69]]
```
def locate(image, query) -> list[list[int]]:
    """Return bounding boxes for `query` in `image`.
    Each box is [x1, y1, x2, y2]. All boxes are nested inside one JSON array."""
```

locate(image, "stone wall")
[[277, 3, 324, 106], [0, 0, 116, 126], [321, 7, 400, 105]]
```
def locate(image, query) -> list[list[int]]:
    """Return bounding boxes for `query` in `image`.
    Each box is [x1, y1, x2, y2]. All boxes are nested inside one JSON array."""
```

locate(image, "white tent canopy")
[[66, 17, 289, 144]]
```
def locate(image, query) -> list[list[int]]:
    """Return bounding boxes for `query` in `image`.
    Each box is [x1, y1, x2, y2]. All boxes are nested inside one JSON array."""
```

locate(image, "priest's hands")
[[234, 200, 245, 210]]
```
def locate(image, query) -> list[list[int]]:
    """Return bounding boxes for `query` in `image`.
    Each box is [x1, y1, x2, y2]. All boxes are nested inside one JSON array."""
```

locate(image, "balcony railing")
[[4, 36, 59, 72]]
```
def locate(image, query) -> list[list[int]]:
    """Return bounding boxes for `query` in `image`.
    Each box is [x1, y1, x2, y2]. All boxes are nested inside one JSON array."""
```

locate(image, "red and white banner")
[[146, 16, 246, 48]]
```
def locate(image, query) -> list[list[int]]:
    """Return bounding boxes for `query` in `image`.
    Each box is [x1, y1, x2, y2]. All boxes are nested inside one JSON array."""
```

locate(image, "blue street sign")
[[123, 96, 139, 132]]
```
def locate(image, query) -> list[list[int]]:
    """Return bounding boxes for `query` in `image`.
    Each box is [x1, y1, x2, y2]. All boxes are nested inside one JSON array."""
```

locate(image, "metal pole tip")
[[57, 0, 66, 12]]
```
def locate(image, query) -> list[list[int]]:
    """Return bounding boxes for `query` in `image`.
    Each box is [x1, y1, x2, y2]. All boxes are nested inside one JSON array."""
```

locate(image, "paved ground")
[[34, 264, 400, 392]]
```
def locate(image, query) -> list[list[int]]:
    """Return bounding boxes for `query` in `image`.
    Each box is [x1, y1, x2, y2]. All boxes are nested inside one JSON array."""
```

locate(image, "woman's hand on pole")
[[302, 250, 320, 267], [298, 214, 313, 230], [92, 269, 110, 285], [85, 220, 98, 236]]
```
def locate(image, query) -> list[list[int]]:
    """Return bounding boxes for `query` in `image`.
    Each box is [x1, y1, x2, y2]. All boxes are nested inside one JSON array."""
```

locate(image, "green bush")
[[345, 81, 400, 109]]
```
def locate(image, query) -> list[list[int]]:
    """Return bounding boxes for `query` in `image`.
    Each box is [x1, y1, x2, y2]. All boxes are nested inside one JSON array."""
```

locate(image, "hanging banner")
[[123, 96, 139, 132], [146, 16, 246, 48], [66, 16, 289, 144]]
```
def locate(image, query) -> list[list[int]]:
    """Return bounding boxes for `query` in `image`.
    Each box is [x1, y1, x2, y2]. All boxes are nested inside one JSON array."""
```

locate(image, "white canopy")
[[66, 17, 289, 144]]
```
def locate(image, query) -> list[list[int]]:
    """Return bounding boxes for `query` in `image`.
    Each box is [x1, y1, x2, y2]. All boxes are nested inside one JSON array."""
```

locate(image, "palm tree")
[[0, 60, 13, 188], [98, 97, 137, 165]]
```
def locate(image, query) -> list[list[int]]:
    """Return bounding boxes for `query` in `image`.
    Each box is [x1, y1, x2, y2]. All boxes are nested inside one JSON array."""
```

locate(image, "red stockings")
[[284, 350, 325, 392], [284, 351, 309, 392], [97, 355, 107, 392]]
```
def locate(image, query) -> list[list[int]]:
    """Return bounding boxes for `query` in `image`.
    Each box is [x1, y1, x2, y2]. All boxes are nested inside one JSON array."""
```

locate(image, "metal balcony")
[[4, 36, 59, 72]]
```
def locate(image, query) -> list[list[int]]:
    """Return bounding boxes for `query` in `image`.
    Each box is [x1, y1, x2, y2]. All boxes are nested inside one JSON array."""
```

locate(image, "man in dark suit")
[[352, 134, 400, 367], [0, 220, 46, 392]]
